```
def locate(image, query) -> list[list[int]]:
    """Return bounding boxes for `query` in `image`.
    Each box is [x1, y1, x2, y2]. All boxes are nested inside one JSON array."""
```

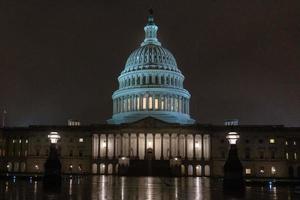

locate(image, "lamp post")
[[43, 132, 62, 189], [223, 132, 245, 194]]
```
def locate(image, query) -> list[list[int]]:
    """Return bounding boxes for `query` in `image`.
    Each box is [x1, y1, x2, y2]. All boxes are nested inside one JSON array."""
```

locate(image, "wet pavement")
[[0, 176, 298, 200]]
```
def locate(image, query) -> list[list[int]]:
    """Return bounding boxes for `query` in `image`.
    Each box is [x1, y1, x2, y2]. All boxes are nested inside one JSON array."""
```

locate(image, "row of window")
[[119, 74, 183, 88], [10, 138, 84, 144], [113, 95, 189, 114], [220, 138, 297, 145], [245, 166, 277, 176], [34, 148, 84, 157]]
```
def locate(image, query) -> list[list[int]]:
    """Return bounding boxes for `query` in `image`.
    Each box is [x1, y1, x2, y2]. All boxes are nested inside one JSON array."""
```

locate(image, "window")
[[25, 139, 28, 143], [142, 97, 147, 110], [271, 151, 275, 159], [245, 168, 251, 175], [245, 150, 250, 159], [271, 166, 276, 175], [259, 151, 264, 159], [149, 96, 153, 109], [79, 138, 84, 143], [36, 149, 40, 156], [13, 140, 16, 143], [293, 141, 297, 145], [286, 152, 289, 160], [136, 97, 139, 110], [154, 98, 159, 110], [161, 99, 164, 110], [294, 153, 297, 160], [269, 138, 275, 144], [259, 167, 264, 174], [285, 141, 288, 145]]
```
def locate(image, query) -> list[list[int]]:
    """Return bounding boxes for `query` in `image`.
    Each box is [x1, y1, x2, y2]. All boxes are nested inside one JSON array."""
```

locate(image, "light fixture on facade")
[[19, 140, 21, 143], [147, 141, 152, 147], [48, 132, 61, 144], [226, 132, 240, 145], [121, 156, 126, 160], [269, 138, 275, 144], [271, 166, 276, 175], [245, 168, 251, 175], [79, 138, 84, 143], [70, 165, 73, 169], [25, 139, 28, 143], [34, 165, 39, 170]]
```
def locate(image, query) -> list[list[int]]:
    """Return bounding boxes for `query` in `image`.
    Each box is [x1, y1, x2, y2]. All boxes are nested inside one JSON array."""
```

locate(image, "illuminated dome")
[[108, 12, 194, 124]]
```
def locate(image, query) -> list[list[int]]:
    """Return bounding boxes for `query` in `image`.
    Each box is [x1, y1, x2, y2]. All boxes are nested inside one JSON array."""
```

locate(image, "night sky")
[[0, 1, 299, 127]]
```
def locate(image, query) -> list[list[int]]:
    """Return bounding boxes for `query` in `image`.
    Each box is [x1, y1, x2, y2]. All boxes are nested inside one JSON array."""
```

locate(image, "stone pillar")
[[144, 133, 147, 159], [169, 133, 172, 159], [161, 133, 163, 160], [113, 134, 116, 159], [185, 134, 188, 160], [153, 133, 155, 159], [98, 134, 100, 158], [193, 134, 196, 160], [105, 134, 108, 158], [137, 133, 139, 159]]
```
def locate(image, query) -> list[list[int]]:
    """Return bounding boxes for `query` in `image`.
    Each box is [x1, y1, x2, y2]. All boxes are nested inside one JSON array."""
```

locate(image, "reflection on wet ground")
[[0, 176, 298, 200]]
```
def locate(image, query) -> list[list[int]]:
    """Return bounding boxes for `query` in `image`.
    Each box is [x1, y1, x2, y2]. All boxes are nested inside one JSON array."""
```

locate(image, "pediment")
[[125, 116, 176, 128]]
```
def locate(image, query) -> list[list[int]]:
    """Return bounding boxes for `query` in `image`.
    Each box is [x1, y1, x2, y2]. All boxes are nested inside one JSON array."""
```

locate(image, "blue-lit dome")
[[108, 13, 195, 124]]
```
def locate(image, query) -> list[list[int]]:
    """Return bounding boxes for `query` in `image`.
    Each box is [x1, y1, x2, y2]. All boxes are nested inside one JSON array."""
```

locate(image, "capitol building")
[[0, 14, 299, 178]]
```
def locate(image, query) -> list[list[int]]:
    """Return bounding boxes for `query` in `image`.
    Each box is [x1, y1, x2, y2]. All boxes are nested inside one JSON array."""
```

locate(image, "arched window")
[[171, 77, 174, 86], [161, 76, 165, 85], [142, 96, 147, 110], [155, 76, 159, 84], [142, 76, 146, 85]]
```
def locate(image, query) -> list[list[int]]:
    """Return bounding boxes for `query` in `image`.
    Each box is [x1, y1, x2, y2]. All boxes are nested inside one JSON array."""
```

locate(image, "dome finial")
[[141, 9, 161, 46], [147, 8, 154, 24]]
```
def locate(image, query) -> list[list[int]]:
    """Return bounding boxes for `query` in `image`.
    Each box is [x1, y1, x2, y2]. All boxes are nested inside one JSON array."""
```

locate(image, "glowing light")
[[34, 165, 39, 170], [271, 166, 276, 175], [245, 168, 251, 174], [121, 157, 126, 160], [269, 138, 275, 144], [79, 138, 84, 143], [195, 141, 199, 148], [48, 132, 60, 144], [226, 132, 240, 145]]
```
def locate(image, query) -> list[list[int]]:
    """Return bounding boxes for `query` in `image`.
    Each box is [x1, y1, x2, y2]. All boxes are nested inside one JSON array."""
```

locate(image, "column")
[[106, 134, 108, 158], [121, 134, 123, 156], [98, 134, 100, 158], [169, 133, 172, 158], [185, 134, 188, 160], [137, 133, 139, 159], [113, 134, 116, 159], [129, 133, 131, 158], [161, 133, 163, 160], [153, 133, 155, 159], [144, 133, 147, 159], [193, 134, 195, 160]]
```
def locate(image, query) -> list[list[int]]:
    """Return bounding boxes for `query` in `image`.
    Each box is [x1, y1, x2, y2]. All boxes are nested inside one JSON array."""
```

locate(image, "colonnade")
[[92, 133, 210, 160], [113, 95, 189, 114]]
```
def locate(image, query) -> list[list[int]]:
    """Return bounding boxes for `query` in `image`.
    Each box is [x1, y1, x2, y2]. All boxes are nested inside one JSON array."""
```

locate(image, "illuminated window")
[[285, 141, 288, 145], [19, 140, 21, 143], [286, 153, 289, 160], [154, 98, 159, 110], [142, 97, 147, 110], [170, 97, 174, 111], [174, 98, 178, 112], [293, 141, 297, 145], [149, 96, 153, 109], [79, 138, 84, 143], [245, 168, 251, 175], [259, 167, 264, 174], [13, 140, 15, 143], [269, 139, 275, 144], [161, 99, 164, 110], [271, 166, 276, 175], [137, 97, 140, 110], [25, 139, 28, 143], [127, 98, 130, 111], [294, 153, 297, 160]]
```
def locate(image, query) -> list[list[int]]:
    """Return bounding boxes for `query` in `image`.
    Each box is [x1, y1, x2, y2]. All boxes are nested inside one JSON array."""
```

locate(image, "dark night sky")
[[0, 1, 299, 127]]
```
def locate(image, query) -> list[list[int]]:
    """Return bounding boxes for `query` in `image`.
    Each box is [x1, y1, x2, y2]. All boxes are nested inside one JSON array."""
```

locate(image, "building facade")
[[0, 14, 299, 178]]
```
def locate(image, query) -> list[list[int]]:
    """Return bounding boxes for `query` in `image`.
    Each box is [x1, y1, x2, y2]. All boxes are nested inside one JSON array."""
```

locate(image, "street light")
[[48, 132, 60, 144], [226, 132, 240, 145], [223, 131, 245, 195]]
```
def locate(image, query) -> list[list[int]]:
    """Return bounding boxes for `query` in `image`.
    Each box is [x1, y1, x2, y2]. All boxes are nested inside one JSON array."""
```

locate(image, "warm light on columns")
[[226, 132, 240, 145], [48, 132, 61, 144]]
